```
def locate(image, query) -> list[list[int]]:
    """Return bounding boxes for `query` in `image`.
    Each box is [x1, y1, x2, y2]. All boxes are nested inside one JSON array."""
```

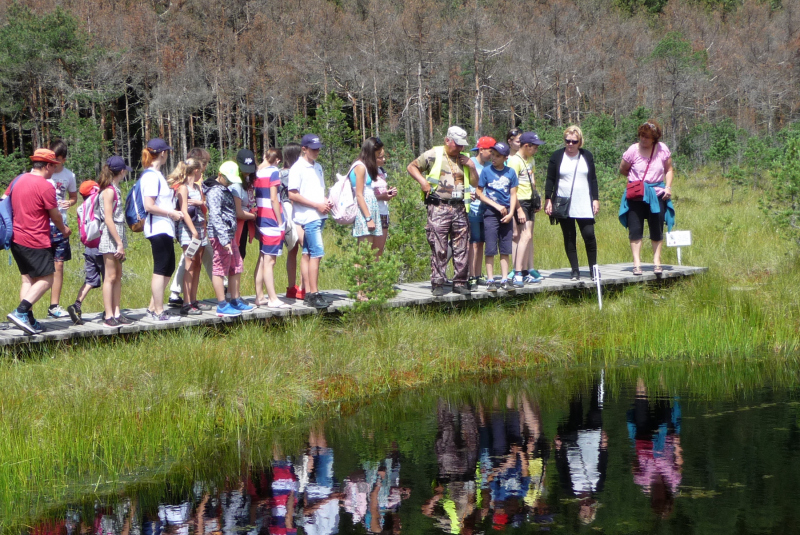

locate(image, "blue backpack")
[[0, 174, 24, 249], [124, 169, 158, 233]]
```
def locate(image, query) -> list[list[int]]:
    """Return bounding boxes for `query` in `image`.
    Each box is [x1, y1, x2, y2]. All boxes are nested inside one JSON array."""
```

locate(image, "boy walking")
[[46, 140, 77, 318]]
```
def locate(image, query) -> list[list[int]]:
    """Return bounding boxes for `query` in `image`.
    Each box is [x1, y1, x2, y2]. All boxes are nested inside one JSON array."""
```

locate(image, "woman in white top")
[[141, 138, 182, 320], [544, 126, 600, 281]]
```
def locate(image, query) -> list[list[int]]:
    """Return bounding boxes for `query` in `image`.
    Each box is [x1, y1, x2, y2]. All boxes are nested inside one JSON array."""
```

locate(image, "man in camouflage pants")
[[407, 126, 479, 296]]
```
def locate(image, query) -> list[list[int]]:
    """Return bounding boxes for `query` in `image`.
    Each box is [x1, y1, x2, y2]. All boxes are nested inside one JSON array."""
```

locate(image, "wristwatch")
[[365, 216, 373, 222]]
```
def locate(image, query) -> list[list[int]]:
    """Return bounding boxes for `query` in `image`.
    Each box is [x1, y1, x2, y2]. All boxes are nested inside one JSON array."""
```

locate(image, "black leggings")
[[627, 198, 667, 241], [148, 233, 176, 277], [559, 218, 597, 273]]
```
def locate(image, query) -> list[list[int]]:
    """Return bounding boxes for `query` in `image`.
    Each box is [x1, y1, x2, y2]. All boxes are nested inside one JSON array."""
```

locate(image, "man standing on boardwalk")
[[407, 126, 479, 296], [6, 149, 72, 334]]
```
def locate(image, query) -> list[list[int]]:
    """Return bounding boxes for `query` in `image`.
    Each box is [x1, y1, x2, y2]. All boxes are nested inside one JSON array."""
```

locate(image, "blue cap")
[[519, 132, 545, 146], [146, 138, 172, 152], [492, 142, 510, 157], [106, 155, 132, 172], [301, 134, 323, 149]]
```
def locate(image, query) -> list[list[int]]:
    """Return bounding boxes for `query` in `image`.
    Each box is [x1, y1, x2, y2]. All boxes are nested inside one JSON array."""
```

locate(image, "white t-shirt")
[[140, 169, 175, 237], [557, 153, 593, 219], [48, 168, 76, 225], [287, 157, 327, 225]]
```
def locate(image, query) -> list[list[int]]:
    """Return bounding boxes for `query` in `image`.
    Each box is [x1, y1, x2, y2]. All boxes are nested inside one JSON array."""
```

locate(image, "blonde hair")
[[564, 125, 584, 148], [167, 158, 203, 188]]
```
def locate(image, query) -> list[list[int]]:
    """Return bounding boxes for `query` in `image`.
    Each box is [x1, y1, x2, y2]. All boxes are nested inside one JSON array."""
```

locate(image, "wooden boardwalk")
[[0, 262, 706, 347]]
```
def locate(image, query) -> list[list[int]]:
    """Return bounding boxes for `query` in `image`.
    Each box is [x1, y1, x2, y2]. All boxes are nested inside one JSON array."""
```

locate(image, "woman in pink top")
[[618, 120, 674, 275]]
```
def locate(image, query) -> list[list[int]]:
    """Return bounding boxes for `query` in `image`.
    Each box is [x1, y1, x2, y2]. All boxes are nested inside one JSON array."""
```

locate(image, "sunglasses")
[[564, 139, 580, 145]]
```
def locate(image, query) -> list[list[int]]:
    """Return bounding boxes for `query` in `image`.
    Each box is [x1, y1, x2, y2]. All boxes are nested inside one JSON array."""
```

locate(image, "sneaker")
[[153, 311, 173, 322], [530, 269, 544, 280], [308, 293, 329, 309], [487, 281, 498, 293], [193, 301, 213, 311], [230, 298, 254, 312], [452, 285, 471, 295], [47, 305, 68, 319], [67, 304, 84, 325], [286, 285, 298, 298], [432, 286, 447, 297], [500, 279, 509, 291], [168, 294, 184, 307], [7, 310, 36, 335], [181, 304, 202, 316], [513, 275, 524, 288], [295, 288, 306, 300], [145, 309, 157, 320], [507, 270, 515, 281], [30, 318, 45, 334], [216, 301, 242, 317], [104, 317, 121, 327], [116, 315, 135, 325], [523, 274, 543, 284], [570, 271, 580, 281]]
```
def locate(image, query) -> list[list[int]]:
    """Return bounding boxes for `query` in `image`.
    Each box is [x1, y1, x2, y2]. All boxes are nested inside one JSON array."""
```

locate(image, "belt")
[[426, 196, 466, 207]]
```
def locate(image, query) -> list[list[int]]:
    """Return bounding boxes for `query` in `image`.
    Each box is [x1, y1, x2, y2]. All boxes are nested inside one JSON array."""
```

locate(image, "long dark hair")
[[283, 142, 302, 169], [356, 137, 384, 181]]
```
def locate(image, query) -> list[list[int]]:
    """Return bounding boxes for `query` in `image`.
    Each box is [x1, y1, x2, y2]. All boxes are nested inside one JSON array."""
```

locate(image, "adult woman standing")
[[618, 120, 675, 275], [141, 138, 182, 320], [544, 126, 599, 281]]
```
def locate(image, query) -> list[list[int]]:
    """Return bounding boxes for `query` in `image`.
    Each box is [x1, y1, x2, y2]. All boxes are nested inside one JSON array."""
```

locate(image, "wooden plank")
[[0, 263, 707, 348]]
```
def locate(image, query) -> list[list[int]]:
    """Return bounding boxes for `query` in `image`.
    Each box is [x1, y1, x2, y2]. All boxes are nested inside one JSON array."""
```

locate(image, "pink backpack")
[[329, 162, 360, 225], [78, 186, 118, 248]]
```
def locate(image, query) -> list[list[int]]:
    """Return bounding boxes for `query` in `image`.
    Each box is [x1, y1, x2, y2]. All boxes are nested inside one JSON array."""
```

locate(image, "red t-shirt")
[[10, 173, 57, 249]]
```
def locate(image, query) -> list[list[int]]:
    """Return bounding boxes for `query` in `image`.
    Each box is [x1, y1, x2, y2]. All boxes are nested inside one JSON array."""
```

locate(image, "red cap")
[[30, 148, 60, 164], [474, 136, 496, 150], [79, 180, 99, 197]]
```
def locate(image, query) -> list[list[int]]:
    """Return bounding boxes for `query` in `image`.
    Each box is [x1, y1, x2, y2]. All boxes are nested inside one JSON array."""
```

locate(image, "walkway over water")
[[0, 262, 706, 347]]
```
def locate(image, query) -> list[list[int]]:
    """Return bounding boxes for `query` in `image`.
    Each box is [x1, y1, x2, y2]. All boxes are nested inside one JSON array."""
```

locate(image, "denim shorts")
[[302, 218, 326, 258]]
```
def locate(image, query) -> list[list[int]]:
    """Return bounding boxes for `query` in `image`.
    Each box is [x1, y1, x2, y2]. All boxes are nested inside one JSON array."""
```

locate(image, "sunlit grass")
[[0, 170, 799, 529]]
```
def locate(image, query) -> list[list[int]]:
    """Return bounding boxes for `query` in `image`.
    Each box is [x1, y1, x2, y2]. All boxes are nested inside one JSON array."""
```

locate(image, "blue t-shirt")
[[479, 165, 518, 208], [470, 156, 486, 213]]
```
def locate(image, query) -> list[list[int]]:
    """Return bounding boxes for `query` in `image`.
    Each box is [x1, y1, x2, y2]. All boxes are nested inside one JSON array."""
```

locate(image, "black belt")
[[426, 196, 465, 207]]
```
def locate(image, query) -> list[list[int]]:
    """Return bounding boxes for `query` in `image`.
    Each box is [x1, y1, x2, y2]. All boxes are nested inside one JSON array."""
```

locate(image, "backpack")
[[329, 162, 360, 225], [78, 186, 119, 248], [0, 174, 24, 250], [124, 169, 158, 232]]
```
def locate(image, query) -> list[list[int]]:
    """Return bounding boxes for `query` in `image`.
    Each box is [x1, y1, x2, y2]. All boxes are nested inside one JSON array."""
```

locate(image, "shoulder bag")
[[551, 154, 581, 220], [516, 154, 541, 212], [626, 144, 656, 201]]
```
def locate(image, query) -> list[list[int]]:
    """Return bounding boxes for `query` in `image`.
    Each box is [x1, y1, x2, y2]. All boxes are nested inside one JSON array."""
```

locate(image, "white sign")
[[666, 230, 692, 247]]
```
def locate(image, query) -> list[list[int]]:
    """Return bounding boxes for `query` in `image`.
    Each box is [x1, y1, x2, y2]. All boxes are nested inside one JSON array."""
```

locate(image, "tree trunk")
[[125, 89, 131, 163], [473, 51, 480, 136], [2, 115, 7, 156], [417, 61, 425, 150], [555, 73, 562, 127]]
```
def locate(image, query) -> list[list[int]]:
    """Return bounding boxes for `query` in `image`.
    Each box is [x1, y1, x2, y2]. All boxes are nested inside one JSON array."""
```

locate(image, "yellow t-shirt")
[[507, 154, 535, 201]]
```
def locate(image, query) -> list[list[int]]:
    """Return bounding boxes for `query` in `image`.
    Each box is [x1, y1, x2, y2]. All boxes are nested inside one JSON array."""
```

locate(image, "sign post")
[[666, 230, 692, 266], [593, 265, 602, 310]]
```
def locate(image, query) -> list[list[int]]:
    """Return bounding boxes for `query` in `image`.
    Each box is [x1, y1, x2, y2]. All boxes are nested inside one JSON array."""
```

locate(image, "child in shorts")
[[476, 142, 518, 292], [67, 180, 105, 325]]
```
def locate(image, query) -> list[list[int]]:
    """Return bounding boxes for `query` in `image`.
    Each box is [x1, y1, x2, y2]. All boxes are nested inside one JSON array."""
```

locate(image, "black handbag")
[[551, 154, 580, 220]]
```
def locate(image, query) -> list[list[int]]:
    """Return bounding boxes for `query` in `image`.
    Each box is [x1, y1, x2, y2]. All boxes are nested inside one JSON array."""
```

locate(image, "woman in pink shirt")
[[618, 120, 675, 275]]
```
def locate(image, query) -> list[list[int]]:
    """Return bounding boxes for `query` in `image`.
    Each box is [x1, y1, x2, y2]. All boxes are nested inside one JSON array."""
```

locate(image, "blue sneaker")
[[7, 310, 37, 335], [216, 301, 242, 317], [513, 275, 525, 288], [524, 273, 543, 284], [507, 270, 515, 280], [230, 298, 254, 312]]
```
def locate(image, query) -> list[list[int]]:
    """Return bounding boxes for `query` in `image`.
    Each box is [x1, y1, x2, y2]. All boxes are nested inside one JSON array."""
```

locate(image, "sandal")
[[632, 267, 643, 276], [267, 301, 292, 309], [653, 265, 663, 274]]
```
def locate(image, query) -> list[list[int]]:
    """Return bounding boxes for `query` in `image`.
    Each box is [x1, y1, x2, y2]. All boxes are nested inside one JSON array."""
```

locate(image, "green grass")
[[1, 169, 799, 529]]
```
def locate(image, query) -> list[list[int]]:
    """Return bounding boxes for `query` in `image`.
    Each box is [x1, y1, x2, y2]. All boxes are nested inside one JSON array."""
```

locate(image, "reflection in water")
[[26, 369, 800, 535], [554, 374, 607, 525], [627, 377, 683, 518]]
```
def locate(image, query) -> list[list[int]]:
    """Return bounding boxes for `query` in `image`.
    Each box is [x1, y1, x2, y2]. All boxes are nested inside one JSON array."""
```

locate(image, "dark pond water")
[[28, 367, 800, 534]]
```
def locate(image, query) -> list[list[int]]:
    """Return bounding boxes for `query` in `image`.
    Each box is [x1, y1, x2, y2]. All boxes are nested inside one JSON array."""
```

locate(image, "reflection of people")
[[422, 401, 479, 534], [627, 377, 683, 518], [297, 428, 342, 535], [554, 376, 607, 525]]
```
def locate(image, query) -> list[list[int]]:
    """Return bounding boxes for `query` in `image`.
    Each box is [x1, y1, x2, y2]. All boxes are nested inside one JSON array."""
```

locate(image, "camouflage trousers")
[[426, 203, 469, 287]]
